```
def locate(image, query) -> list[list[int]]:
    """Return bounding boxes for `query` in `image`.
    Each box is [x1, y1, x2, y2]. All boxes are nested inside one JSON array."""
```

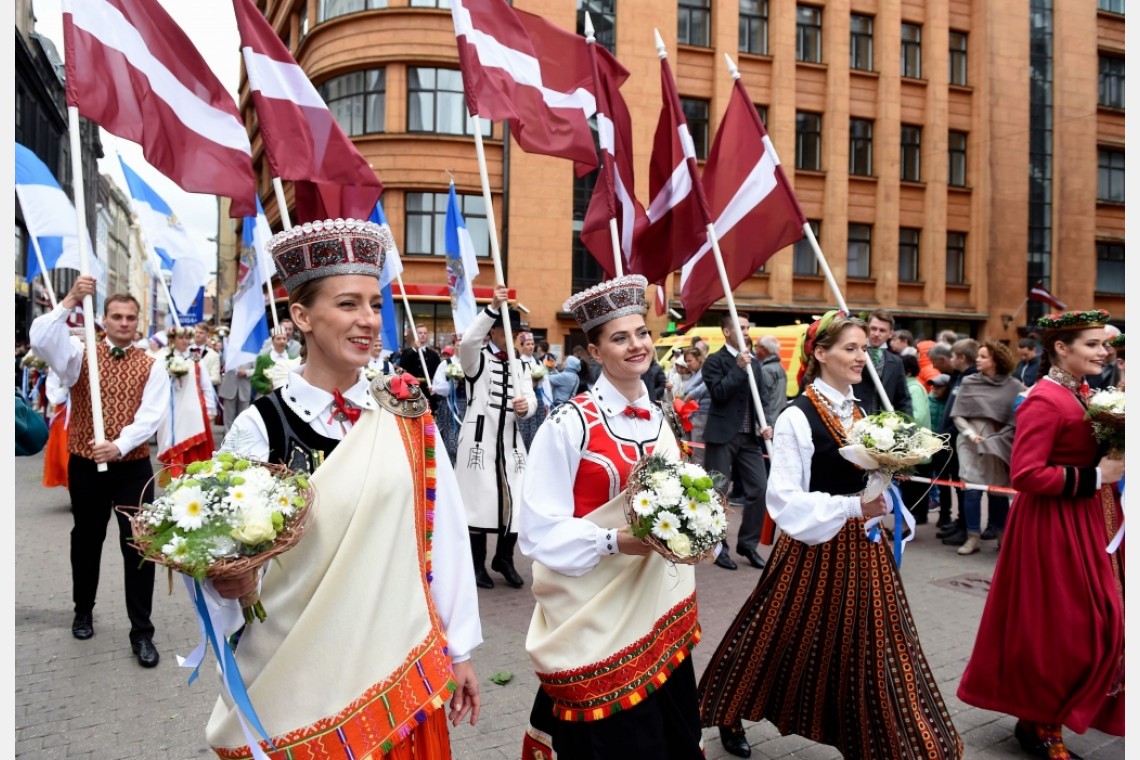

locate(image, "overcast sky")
[[31, 0, 243, 272]]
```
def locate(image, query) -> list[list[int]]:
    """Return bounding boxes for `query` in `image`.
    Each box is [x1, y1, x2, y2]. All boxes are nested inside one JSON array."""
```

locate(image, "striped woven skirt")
[[697, 520, 963, 760]]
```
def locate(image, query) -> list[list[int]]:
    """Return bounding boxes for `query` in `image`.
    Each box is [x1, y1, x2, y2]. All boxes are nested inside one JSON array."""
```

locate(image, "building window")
[[1096, 242, 1125, 293], [946, 232, 966, 285], [850, 14, 874, 71], [793, 220, 820, 275], [317, 69, 385, 136], [1097, 0, 1124, 12], [681, 98, 710, 160], [678, 0, 711, 47], [949, 31, 967, 85], [739, 0, 768, 55], [948, 131, 967, 187], [407, 67, 490, 136], [900, 124, 922, 182], [1099, 55, 1125, 108], [899, 228, 920, 282], [796, 111, 822, 170], [1098, 149, 1125, 201], [796, 6, 822, 63], [755, 104, 768, 127], [405, 191, 490, 258], [849, 118, 873, 176], [318, 0, 386, 23], [901, 23, 922, 78], [578, 0, 616, 53], [847, 224, 872, 278], [572, 171, 607, 291], [299, 0, 310, 40], [409, 0, 451, 7]]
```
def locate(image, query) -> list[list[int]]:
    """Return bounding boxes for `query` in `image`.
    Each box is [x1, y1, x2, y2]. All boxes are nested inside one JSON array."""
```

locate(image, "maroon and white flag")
[[452, 0, 598, 171], [679, 79, 806, 325], [233, 0, 382, 222], [633, 55, 710, 288], [63, 0, 256, 217], [1028, 280, 1067, 310], [580, 44, 647, 278]]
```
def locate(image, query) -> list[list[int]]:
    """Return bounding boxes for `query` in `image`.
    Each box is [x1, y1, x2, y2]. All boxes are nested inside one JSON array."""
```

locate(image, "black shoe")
[[942, 528, 968, 546], [474, 565, 494, 589], [719, 726, 752, 758], [714, 551, 738, 570], [936, 517, 954, 530], [736, 547, 766, 570], [131, 638, 160, 668], [491, 556, 524, 588], [936, 523, 962, 539], [980, 525, 999, 541], [71, 613, 94, 640]]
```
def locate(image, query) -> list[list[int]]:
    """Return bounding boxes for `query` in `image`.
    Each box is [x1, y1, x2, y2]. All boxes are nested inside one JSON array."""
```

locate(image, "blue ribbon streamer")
[[887, 483, 905, 567], [189, 579, 275, 753], [447, 379, 462, 425]]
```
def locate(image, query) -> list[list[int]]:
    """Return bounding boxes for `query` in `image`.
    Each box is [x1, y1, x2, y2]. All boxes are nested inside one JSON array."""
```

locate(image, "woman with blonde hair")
[[699, 310, 962, 760], [951, 339, 1024, 554]]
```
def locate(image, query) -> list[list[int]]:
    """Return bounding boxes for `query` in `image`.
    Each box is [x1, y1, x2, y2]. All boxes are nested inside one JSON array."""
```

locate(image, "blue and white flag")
[[16, 142, 103, 282], [444, 182, 480, 334], [225, 197, 273, 373], [369, 201, 403, 353], [118, 156, 210, 314]]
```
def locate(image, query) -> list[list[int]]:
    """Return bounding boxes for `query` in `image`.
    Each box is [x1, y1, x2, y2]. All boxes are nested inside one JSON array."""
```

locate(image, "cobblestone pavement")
[[15, 445, 1124, 759]]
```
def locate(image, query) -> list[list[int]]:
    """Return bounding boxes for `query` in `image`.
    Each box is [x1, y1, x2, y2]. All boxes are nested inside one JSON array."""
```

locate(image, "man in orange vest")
[[30, 275, 171, 668]]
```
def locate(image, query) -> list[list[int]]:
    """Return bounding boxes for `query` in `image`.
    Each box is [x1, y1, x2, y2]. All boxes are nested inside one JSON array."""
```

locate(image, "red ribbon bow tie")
[[327, 389, 362, 425], [494, 350, 508, 362], [389, 373, 420, 400], [624, 405, 651, 421], [1080, 382, 1091, 401]]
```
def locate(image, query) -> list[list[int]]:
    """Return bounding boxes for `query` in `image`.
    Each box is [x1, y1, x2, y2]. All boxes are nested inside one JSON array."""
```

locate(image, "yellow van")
[[655, 323, 809, 398]]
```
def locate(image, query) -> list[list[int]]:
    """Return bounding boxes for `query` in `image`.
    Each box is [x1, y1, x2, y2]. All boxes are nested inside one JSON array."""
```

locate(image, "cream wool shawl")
[[526, 428, 701, 721], [207, 407, 453, 759]]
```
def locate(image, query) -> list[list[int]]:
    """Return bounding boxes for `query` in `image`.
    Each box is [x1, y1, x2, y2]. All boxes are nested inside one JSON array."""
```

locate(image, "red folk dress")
[[957, 376, 1124, 735]]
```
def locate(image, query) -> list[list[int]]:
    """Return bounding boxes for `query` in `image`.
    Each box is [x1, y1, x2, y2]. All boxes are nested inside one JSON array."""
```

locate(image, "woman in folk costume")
[[698, 311, 963, 760], [157, 325, 216, 479], [208, 218, 483, 760], [455, 291, 537, 590], [430, 345, 466, 466], [515, 331, 552, 451], [41, 365, 71, 488], [958, 310, 1124, 759], [518, 274, 705, 760]]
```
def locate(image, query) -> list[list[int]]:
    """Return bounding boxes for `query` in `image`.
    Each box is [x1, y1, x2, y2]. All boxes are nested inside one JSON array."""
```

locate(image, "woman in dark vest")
[[697, 311, 963, 760]]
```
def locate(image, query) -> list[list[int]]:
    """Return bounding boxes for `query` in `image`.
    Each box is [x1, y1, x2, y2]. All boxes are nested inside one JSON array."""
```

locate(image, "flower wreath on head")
[[1036, 309, 1111, 331], [796, 309, 848, 388], [166, 325, 195, 340], [1107, 333, 1125, 351]]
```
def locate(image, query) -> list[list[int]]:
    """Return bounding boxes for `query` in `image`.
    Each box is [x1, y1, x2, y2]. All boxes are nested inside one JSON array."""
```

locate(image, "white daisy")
[[707, 511, 728, 537], [170, 486, 209, 530], [679, 497, 703, 523], [651, 512, 682, 541], [161, 534, 189, 559], [224, 483, 252, 511], [632, 491, 658, 517]]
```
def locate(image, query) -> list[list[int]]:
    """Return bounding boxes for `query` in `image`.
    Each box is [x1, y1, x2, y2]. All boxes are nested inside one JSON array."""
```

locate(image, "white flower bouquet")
[[20, 350, 47, 371], [624, 454, 728, 564], [166, 354, 192, 378], [364, 365, 382, 382], [839, 411, 948, 502], [445, 362, 465, 381], [120, 452, 314, 624], [530, 364, 548, 381], [1087, 387, 1125, 457]]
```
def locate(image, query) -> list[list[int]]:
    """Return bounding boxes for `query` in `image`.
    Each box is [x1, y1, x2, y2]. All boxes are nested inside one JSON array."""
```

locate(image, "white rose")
[[667, 533, 693, 558], [870, 428, 896, 450], [882, 415, 901, 431], [230, 510, 277, 545]]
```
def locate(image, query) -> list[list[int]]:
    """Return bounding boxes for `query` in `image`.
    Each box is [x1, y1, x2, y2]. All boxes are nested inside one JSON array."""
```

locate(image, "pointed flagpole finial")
[[584, 12, 595, 41], [654, 28, 667, 59], [724, 53, 741, 80], [445, 168, 455, 185]]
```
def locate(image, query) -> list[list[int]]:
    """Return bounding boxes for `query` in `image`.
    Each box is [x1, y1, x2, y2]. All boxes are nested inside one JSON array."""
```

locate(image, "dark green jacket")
[[15, 392, 49, 456]]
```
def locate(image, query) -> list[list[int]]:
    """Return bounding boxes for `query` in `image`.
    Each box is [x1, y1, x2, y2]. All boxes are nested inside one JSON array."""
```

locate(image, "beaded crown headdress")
[[267, 218, 389, 293], [562, 274, 648, 332]]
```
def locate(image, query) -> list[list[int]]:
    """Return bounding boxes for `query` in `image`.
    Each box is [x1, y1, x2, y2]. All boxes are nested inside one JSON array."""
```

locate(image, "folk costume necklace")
[[806, 384, 863, 446], [1047, 365, 1090, 409]]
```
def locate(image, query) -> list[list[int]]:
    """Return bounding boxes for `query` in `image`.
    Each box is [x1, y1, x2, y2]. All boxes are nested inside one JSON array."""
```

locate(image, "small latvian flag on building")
[[1028, 280, 1067, 310]]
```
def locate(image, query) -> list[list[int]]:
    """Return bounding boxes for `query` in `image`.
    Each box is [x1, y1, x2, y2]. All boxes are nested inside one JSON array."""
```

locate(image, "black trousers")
[[930, 445, 964, 528], [469, 530, 516, 566], [704, 432, 767, 552], [67, 455, 156, 643], [528, 657, 704, 760]]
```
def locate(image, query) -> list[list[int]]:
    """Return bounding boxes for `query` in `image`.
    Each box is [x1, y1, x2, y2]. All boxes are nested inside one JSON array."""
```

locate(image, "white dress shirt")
[[519, 373, 660, 577], [29, 303, 170, 458], [519, 353, 554, 410], [766, 378, 866, 545], [220, 367, 483, 663], [174, 348, 218, 415], [431, 356, 460, 397]]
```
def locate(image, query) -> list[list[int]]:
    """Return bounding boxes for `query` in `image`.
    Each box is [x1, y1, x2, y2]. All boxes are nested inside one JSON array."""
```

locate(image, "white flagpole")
[[394, 273, 429, 384], [584, 13, 624, 279], [128, 209, 182, 327], [470, 113, 524, 394], [271, 178, 293, 230], [67, 106, 108, 472], [28, 236, 59, 309]]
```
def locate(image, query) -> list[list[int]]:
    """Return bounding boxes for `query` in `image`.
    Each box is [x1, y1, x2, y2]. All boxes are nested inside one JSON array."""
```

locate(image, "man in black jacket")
[[702, 313, 769, 572], [852, 309, 912, 417], [1013, 337, 1041, 387]]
